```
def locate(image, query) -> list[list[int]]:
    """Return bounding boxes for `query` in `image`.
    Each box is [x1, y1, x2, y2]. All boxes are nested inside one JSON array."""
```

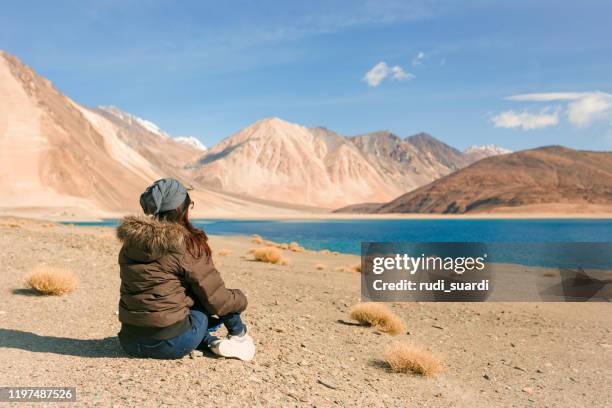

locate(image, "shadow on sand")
[[336, 319, 363, 327], [0, 328, 125, 358], [11, 288, 41, 296], [368, 359, 393, 372]]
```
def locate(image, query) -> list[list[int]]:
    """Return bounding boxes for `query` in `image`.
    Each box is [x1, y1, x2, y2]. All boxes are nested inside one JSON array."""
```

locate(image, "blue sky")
[[2, 0, 612, 150]]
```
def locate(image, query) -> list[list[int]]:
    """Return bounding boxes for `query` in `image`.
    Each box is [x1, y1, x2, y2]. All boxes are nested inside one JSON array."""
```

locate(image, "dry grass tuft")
[[542, 270, 559, 277], [0, 219, 24, 228], [217, 249, 232, 256], [26, 266, 78, 296], [349, 302, 406, 335], [251, 234, 264, 244], [384, 342, 443, 377], [314, 263, 326, 270], [334, 263, 361, 273], [252, 246, 288, 265], [257, 240, 305, 252], [331, 251, 340, 256], [289, 242, 305, 252]]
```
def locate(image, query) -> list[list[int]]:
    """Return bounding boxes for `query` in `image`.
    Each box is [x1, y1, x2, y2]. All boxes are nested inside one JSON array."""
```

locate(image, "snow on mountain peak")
[[98, 105, 168, 138], [464, 144, 512, 155], [174, 136, 207, 151]]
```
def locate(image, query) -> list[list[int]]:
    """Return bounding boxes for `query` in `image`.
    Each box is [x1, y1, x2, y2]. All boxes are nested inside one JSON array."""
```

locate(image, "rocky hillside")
[[93, 106, 202, 177], [189, 118, 394, 207], [188, 121, 507, 207], [337, 146, 612, 214], [0, 51, 310, 217], [0, 51, 157, 213]]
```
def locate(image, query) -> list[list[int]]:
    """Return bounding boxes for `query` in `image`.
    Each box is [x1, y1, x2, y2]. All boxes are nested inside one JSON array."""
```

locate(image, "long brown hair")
[[156, 193, 211, 259]]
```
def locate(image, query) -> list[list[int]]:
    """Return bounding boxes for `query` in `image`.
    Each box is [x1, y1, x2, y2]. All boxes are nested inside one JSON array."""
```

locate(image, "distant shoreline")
[[2, 209, 612, 223], [198, 213, 612, 221]]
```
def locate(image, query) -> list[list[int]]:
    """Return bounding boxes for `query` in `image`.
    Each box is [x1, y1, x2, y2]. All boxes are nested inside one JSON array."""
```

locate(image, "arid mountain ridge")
[[336, 146, 612, 214], [0, 50, 513, 216], [6, 49, 606, 216], [0, 51, 325, 218], [188, 120, 509, 207]]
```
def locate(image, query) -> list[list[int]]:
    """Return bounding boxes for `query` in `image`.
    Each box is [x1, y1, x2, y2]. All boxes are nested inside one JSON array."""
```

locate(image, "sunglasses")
[[189, 200, 195, 210]]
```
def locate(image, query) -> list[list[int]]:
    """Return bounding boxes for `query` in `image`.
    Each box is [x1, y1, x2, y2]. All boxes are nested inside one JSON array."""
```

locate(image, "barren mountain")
[[338, 146, 612, 214], [404, 132, 470, 169], [349, 131, 469, 195], [189, 118, 397, 207], [189, 122, 507, 207], [0, 51, 154, 214], [0, 51, 310, 218], [1, 50, 511, 215]]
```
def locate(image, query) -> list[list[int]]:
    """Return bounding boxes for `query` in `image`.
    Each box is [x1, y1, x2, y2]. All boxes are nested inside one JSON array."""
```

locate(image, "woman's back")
[[117, 215, 194, 331], [117, 215, 195, 339]]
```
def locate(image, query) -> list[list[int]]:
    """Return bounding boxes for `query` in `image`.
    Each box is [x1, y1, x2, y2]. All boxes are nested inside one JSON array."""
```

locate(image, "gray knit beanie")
[[140, 178, 188, 215]]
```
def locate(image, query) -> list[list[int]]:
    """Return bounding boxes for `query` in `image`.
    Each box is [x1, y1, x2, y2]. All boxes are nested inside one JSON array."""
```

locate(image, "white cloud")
[[363, 62, 389, 87], [412, 51, 426, 66], [490, 109, 559, 130], [363, 62, 414, 87], [506, 92, 588, 102], [390, 65, 410, 80], [505, 91, 612, 127], [567, 93, 612, 126]]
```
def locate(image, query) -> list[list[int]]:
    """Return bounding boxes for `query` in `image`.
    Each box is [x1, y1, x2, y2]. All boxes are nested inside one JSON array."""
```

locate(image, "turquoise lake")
[[62, 218, 612, 268]]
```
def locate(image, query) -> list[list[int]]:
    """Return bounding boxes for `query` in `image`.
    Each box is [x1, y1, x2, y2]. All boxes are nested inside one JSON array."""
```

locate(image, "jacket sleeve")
[[181, 253, 247, 316]]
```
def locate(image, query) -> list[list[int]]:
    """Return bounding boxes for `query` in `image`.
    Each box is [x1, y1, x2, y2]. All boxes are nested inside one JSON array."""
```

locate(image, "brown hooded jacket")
[[116, 215, 247, 339]]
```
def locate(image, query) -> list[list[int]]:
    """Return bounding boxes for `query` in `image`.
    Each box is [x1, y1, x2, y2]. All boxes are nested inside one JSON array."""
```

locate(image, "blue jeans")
[[119, 310, 245, 360]]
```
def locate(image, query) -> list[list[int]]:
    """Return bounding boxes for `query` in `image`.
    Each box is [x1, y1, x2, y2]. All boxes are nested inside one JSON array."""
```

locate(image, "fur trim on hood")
[[117, 215, 187, 260]]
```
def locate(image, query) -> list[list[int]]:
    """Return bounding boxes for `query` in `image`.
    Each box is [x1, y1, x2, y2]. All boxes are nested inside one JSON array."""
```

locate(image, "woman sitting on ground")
[[116, 178, 255, 361]]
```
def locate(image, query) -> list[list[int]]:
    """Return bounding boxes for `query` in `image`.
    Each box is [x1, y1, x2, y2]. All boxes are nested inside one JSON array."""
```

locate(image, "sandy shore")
[[0, 217, 610, 407], [1, 206, 611, 222]]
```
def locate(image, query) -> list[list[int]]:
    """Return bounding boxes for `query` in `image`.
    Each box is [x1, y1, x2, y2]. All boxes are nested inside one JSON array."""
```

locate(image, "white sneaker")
[[211, 334, 255, 361]]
